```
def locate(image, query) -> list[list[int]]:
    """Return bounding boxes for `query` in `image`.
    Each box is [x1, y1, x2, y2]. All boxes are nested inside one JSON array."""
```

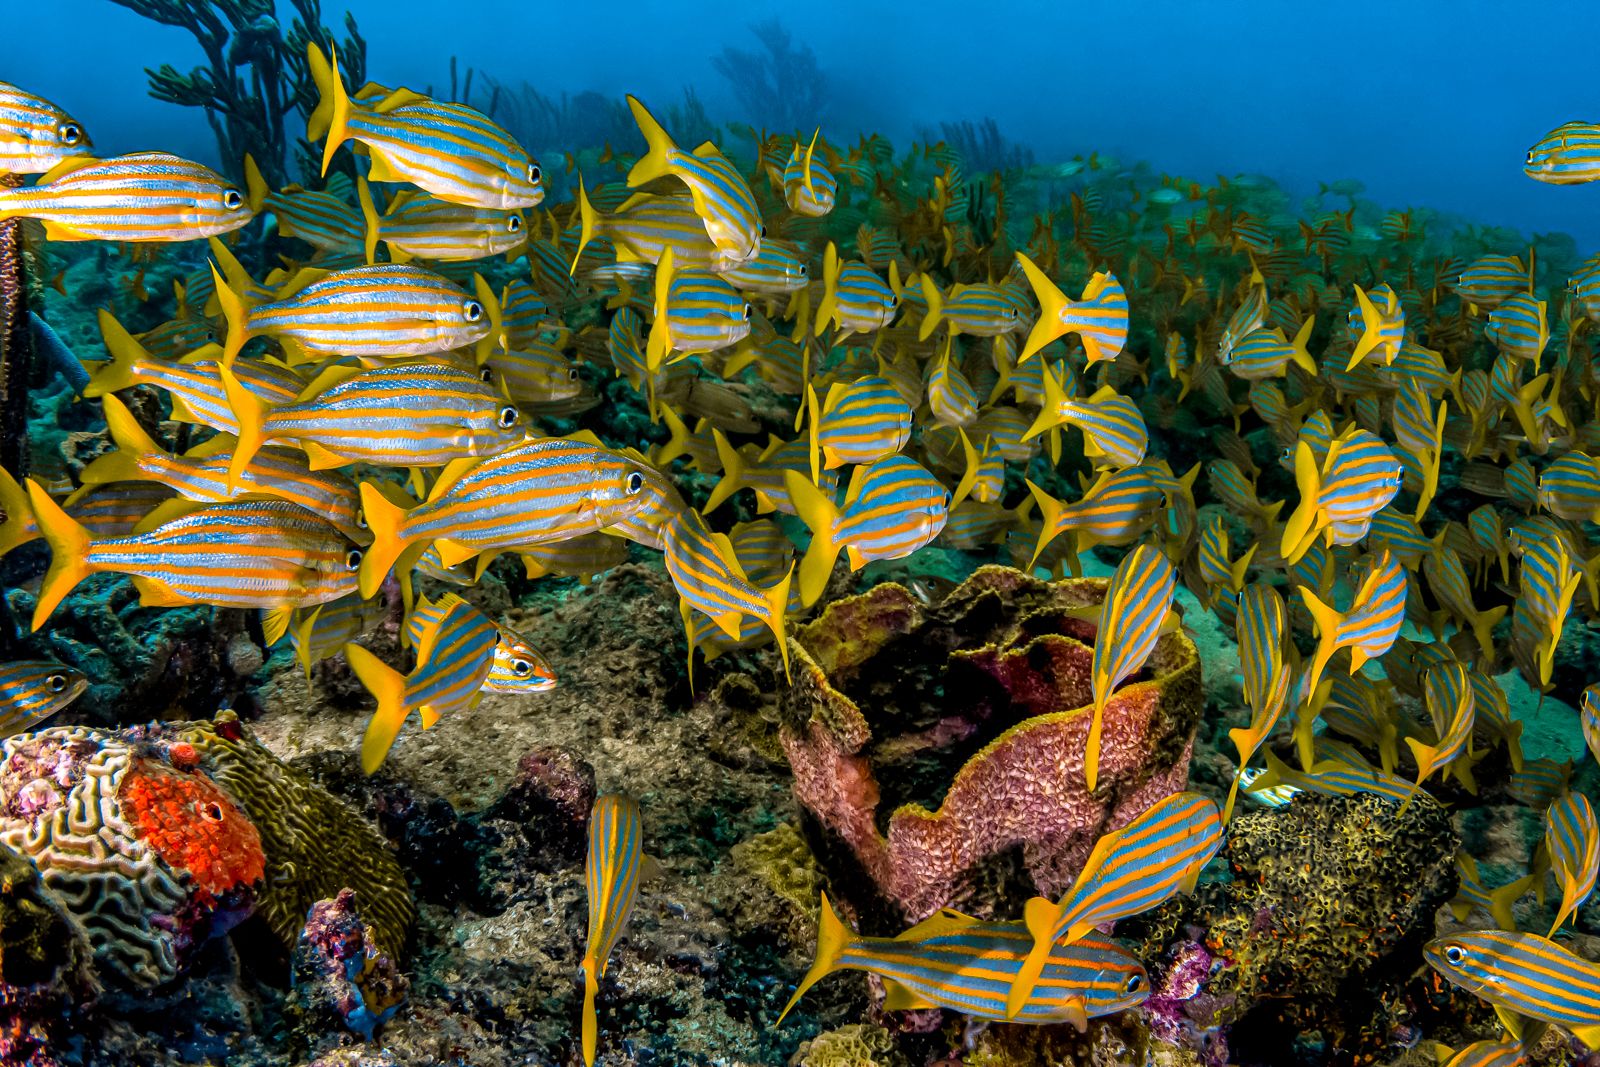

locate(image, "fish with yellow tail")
[[1083, 544, 1177, 790], [1296, 548, 1407, 699], [1401, 660, 1475, 813], [1280, 426, 1401, 565], [1014, 252, 1128, 364], [662, 508, 792, 682], [623, 95, 759, 268], [783, 457, 949, 608], [1545, 790, 1599, 936], [1005, 792, 1221, 1017], [804, 375, 912, 481], [1348, 283, 1406, 369], [1435, 1040, 1525, 1067], [780, 893, 1148, 1030], [306, 44, 542, 210], [1021, 376, 1148, 471], [0, 81, 92, 176], [344, 592, 498, 772], [0, 661, 88, 737], [0, 152, 251, 242], [782, 130, 837, 217], [1223, 584, 1292, 822], [645, 247, 752, 370], [1425, 930, 1600, 1048], [582, 795, 648, 1065]]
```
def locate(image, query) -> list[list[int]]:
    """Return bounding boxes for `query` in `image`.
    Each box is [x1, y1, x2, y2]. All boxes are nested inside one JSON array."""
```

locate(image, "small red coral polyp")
[[120, 763, 265, 901]]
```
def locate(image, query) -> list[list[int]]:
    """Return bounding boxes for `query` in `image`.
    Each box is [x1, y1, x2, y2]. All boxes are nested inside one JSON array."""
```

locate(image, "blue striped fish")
[[356, 437, 652, 597], [704, 431, 836, 516], [1027, 465, 1167, 566], [919, 278, 1024, 339], [1425, 930, 1600, 1044], [646, 248, 751, 368], [1008, 792, 1221, 1016], [1584, 686, 1600, 770], [345, 592, 498, 772], [1486, 293, 1549, 362], [1537, 452, 1600, 521], [1015, 253, 1128, 364], [1403, 661, 1475, 808], [276, 591, 388, 677], [1252, 747, 1419, 806], [0, 152, 252, 241], [244, 161, 364, 255], [220, 360, 525, 489], [624, 96, 758, 268], [782, 132, 837, 217], [806, 375, 913, 480], [1023, 379, 1147, 470], [1450, 852, 1535, 930], [783, 457, 949, 607], [814, 243, 898, 340], [485, 343, 581, 406], [582, 794, 646, 1066], [1281, 426, 1401, 565], [1085, 545, 1177, 789], [950, 430, 1005, 508], [308, 45, 542, 210], [25, 484, 359, 629], [662, 508, 792, 679], [1220, 319, 1316, 380], [716, 238, 809, 295], [1438, 1040, 1524, 1067], [0, 81, 91, 175], [1347, 284, 1406, 370], [1525, 121, 1600, 184], [1298, 548, 1407, 695], [1225, 584, 1289, 821], [1456, 255, 1529, 311], [213, 259, 493, 366], [1217, 283, 1269, 363], [782, 893, 1148, 1029], [81, 395, 365, 542], [574, 185, 721, 271], [1320, 671, 1399, 774], [1423, 546, 1506, 662], [1546, 791, 1599, 935], [1509, 524, 1583, 688], [0, 661, 88, 736], [1209, 460, 1283, 530], [360, 183, 524, 264], [1468, 668, 1523, 772], [59, 482, 176, 540]]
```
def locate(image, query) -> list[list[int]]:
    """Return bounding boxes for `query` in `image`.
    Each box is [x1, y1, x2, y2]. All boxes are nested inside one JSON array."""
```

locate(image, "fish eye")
[[58, 122, 82, 146], [1526, 152, 1536, 165], [742, 303, 753, 320], [345, 548, 363, 569], [497, 405, 521, 429], [1444, 945, 1465, 965], [528, 163, 541, 183], [511, 658, 533, 676], [223, 189, 244, 210], [797, 264, 808, 276], [480, 367, 494, 382], [46, 673, 68, 693], [568, 368, 579, 380], [760, 224, 768, 238], [508, 214, 522, 232], [1125, 974, 1144, 994], [626, 471, 645, 494], [465, 301, 484, 323]]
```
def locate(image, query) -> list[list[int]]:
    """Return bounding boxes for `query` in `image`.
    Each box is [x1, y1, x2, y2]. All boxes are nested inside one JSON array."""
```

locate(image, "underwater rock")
[[287, 889, 407, 1052], [1137, 792, 1458, 1063], [174, 711, 415, 960], [484, 743, 597, 865], [0, 838, 96, 1067], [0, 723, 263, 988], [779, 564, 1202, 922]]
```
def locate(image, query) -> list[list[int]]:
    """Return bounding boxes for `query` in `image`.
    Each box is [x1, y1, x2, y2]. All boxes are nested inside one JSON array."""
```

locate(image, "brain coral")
[[0, 724, 264, 987], [175, 711, 414, 958], [778, 564, 1202, 923]]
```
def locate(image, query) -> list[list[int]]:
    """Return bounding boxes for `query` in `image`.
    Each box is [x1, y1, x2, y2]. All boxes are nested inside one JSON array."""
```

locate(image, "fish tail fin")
[[308, 43, 352, 175], [805, 382, 823, 482], [1347, 284, 1380, 370], [701, 429, 744, 514], [581, 960, 600, 1065], [346, 642, 408, 774], [219, 362, 267, 492], [80, 394, 161, 486], [0, 467, 35, 559], [86, 309, 148, 398], [1471, 605, 1506, 664], [917, 273, 943, 341], [778, 892, 851, 1024], [1489, 872, 1535, 930], [357, 177, 381, 266], [646, 246, 675, 370], [1289, 315, 1317, 373], [210, 263, 251, 367], [1296, 585, 1344, 703], [1015, 252, 1069, 361], [243, 153, 268, 215], [950, 428, 979, 510], [1007, 895, 1060, 1018], [1230, 543, 1257, 593], [814, 243, 840, 338], [1403, 736, 1437, 792], [784, 470, 840, 608], [356, 481, 415, 599], [24, 480, 95, 630], [572, 178, 598, 275], [762, 564, 794, 682], [625, 95, 677, 187], [1222, 765, 1245, 826], [1279, 441, 1322, 564], [1025, 478, 1065, 568], [1254, 747, 1305, 793], [1085, 698, 1105, 792]]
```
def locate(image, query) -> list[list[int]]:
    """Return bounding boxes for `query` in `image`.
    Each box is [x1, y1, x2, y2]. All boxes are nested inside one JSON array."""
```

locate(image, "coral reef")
[[779, 564, 1203, 923], [0, 725, 263, 988], [711, 19, 828, 131], [794, 1022, 908, 1067], [0, 839, 96, 1067], [109, 0, 368, 186], [934, 117, 1036, 174], [287, 889, 407, 1052], [175, 711, 415, 960]]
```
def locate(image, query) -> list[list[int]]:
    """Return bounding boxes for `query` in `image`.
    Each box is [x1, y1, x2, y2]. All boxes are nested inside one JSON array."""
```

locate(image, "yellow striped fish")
[[1086, 544, 1177, 789], [0, 661, 88, 736], [662, 508, 792, 679], [1425, 930, 1600, 1046], [0, 152, 252, 241], [359, 182, 525, 264], [1015, 253, 1129, 364], [0, 81, 92, 175], [624, 96, 759, 269], [1546, 790, 1599, 935], [582, 794, 647, 1066]]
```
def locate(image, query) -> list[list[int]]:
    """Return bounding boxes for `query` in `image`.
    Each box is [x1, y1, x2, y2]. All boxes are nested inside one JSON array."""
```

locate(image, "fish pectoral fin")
[[300, 441, 349, 470], [1569, 1022, 1600, 1050], [130, 578, 192, 608], [880, 979, 936, 1012], [1060, 995, 1090, 1033], [433, 539, 479, 569]]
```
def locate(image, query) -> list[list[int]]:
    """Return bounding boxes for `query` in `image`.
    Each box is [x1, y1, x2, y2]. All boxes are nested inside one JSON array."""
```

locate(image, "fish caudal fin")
[[356, 481, 416, 600], [572, 178, 599, 275], [777, 892, 851, 1024], [624, 95, 677, 188], [307, 44, 352, 175], [1015, 252, 1069, 361], [814, 243, 840, 338], [210, 264, 251, 367], [761, 563, 794, 682], [218, 362, 267, 492], [581, 960, 600, 1066], [917, 273, 943, 341], [0, 467, 36, 559], [345, 642, 409, 774], [1279, 441, 1323, 565], [1295, 585, 1345, 701], [783, 470, 841, 608], [701, 429, 745, 514], [357, 177, 382, 266], [85, 309, 148, 398], [24, 480, 96, 630], [79, 394, 162, 486]]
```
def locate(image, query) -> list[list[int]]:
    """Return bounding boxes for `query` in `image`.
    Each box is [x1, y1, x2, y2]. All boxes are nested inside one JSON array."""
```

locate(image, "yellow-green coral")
[[730, 823, 825, 946], [178, 711, 414, 957], [796, 1023, 907, 1067]]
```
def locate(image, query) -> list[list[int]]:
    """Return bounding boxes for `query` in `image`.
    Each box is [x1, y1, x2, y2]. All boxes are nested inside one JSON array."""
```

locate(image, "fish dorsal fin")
[[371, 86, 430, 113], [896, 909, 978, 941], [844, 463, 869, 506], [690, 141, 722, 159], [273, 267, 331, 301], [562, 429, 606, 448], [183, 433, 238, 460], [426, 456, 481, 504], [295, 363, 363, 402], [300, 441, 348, 470], [132, 496, 215, 535], [879, 978, 937, 1012]]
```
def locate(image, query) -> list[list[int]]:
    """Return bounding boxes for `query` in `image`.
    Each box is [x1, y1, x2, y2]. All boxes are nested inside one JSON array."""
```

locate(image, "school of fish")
[[6, 60, 1600, 1058]]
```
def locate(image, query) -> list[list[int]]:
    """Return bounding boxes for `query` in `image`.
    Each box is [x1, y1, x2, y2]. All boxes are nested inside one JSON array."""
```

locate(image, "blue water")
[[7, 0, 1599, 251]]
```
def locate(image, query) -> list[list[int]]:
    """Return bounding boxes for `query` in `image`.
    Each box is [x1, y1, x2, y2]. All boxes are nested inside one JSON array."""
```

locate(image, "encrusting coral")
[[779, 564, 1202, 923]]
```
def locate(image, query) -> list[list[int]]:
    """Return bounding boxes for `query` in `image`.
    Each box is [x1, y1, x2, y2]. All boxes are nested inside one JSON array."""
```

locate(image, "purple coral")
[[1144, 940, 1232, 1065], [291, 889, 407, 1043]]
